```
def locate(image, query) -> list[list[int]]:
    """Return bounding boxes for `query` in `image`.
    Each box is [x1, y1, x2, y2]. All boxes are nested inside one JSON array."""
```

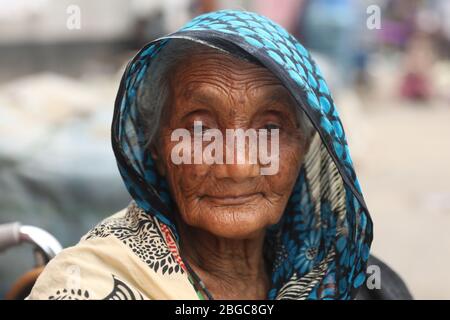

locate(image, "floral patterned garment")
[[28, 10, 373, 300], [28, 203, 201, 300]]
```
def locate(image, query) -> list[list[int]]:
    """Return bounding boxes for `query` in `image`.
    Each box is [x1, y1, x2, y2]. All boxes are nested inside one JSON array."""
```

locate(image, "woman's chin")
[[193, 208, 271, 239]]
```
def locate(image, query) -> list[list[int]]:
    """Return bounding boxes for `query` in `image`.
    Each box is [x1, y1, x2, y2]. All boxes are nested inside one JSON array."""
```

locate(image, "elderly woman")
[[28, 10, 373, 300]]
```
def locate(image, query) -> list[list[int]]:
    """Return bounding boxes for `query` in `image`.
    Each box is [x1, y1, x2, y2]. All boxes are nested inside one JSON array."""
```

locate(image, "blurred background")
[[0, 0, 449, 299]]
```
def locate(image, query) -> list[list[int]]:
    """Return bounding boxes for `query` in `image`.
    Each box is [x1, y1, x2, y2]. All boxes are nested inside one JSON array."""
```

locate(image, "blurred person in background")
[[379, 0, 448, 102]]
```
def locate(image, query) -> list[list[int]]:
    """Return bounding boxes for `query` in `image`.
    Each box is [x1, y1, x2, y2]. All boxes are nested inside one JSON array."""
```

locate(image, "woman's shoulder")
[[27, 204, 149, 300], [27, 202, 193, 299]]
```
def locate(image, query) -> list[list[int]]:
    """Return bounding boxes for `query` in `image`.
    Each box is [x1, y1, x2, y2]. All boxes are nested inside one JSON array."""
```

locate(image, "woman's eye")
[[190, 124, 210, 132], [263, 123, 281, 131]]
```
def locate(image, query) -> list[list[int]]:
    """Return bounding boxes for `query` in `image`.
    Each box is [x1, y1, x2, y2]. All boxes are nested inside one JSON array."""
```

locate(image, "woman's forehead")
[[180, 82, 293, 106], [170, 52, 291, 102], [172, 50, 280, 84]]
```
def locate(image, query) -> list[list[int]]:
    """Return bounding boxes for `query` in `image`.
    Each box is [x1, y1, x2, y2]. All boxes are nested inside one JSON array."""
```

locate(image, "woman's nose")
[[212, 136, 261, 182], [213, 162, 260, 182]]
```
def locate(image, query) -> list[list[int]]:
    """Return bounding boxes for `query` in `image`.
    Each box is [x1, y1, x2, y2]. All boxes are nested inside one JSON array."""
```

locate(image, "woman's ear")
[[150, 142, 166, 176]]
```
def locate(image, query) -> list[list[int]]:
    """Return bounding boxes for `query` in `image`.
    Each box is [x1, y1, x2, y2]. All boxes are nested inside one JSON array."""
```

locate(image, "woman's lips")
[[202, 192, 263, 206]]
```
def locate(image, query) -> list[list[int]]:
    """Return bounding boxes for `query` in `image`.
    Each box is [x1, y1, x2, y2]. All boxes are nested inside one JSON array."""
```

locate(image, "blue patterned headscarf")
[[111, 10, 373, 300]]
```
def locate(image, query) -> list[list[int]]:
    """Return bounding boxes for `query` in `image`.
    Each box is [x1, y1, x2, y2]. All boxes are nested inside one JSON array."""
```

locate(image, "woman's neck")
[[178, 222, 269, 300]]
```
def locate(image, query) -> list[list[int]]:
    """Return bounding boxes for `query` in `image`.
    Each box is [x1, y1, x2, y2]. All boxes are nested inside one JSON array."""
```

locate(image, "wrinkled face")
[[151, 49, 309, 239]]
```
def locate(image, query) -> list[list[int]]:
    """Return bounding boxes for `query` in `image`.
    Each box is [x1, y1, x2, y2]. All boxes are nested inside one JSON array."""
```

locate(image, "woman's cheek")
[[271, 141, 303, 187], [163, 156, 211, 201]]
